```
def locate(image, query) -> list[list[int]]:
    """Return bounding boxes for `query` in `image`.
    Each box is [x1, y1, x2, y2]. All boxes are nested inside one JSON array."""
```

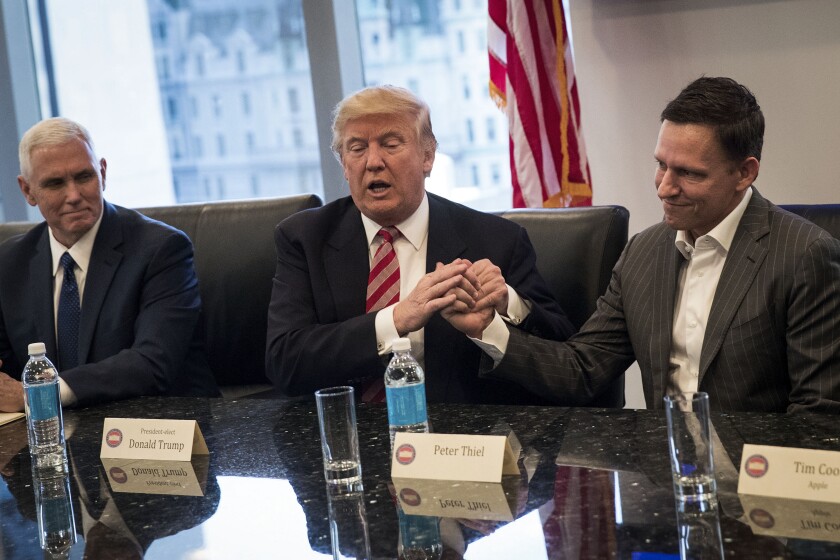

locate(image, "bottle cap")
[[392, 337, 411, 352], [28, 342, 46, 355]]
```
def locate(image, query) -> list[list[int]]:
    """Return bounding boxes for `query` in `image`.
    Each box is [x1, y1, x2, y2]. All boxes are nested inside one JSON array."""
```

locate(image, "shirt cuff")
[[504, 284, 532, 325], [469, 312, 510, 367], [374, 304, 401, 356], [58, 377, 77, 407]]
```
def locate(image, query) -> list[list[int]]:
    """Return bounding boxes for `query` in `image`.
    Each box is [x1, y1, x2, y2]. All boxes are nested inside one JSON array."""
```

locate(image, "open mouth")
[[367, 181, 391, 193]]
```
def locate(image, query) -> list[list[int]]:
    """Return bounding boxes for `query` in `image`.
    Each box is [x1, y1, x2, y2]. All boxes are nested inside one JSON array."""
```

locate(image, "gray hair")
[[19, 117, 97, 179]]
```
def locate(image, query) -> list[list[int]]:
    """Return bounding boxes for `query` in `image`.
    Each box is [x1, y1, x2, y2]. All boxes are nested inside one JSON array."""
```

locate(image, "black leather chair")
[[779, 204, 840, 240], [136, 195, 323, 394], [0, 195, 323, 395], [498, 206, 630, 407]]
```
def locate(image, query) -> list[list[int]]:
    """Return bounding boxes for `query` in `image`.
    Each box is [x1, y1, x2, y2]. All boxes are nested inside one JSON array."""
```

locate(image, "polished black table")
[[2, 396, 840, 559]]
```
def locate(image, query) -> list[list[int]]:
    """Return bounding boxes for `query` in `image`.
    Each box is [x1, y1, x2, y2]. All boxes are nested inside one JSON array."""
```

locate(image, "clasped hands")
[[392, 258, 506, 339]]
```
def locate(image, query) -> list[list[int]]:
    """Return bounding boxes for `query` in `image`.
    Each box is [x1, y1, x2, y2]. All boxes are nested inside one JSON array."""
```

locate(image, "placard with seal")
[[738, 444, 840, 503], [391, 432, 520, 482], [100, 418, 209, 461], [392, 477, 518, 521], [739, 494, 840, 544]]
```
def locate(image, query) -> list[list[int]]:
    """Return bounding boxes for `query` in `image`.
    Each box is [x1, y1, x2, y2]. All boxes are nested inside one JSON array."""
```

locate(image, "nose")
[[365, 144, 385, 170], [656, 168, 679, 199], [64, 180, 83, 202]]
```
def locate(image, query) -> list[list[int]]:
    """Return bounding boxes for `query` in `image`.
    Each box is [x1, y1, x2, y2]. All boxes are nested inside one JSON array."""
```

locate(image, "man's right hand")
[[0, 370, 25, 413], [393, 259, 480, 336]]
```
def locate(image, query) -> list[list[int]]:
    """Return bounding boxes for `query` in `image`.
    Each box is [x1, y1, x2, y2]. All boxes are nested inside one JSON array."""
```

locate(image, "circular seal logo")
[[106, 428, 123, 448], [749, 508, 775, 529], [109, 467, 128, 484], [395, 443, 416, 465], [745, 454, 769, 478], [400, 487, 422, 507]]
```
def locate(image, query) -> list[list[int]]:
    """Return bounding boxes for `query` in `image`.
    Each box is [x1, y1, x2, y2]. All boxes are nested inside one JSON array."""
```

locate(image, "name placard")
[[739, 494, 840, 544], [101, 457, 208, 497], [100, 418, 209, 461], [0, 412, 24, 427], [391, 432, 520, 482], [738, 444, 840, 503], [392, 477, 516, 521]]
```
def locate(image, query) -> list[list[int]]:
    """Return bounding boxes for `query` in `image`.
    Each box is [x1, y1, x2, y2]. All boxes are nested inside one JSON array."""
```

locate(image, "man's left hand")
[[0, 371, 24, 413], [469, 259, 508, 315]]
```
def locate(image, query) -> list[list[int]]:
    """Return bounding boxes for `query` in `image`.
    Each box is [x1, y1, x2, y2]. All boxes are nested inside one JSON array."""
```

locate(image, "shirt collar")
[[50, 209, 104, 276], [360, 192, 429, 251], [675, 186, 753, 260]]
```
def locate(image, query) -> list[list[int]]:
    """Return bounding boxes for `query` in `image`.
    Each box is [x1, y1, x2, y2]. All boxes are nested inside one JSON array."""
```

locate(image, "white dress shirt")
[[363, 193, 530, 368], [48, 212, 104, 406], [667, 187, 753, 397]]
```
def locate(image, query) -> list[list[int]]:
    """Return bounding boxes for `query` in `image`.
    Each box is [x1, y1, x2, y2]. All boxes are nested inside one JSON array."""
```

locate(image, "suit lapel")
[[649, 229, 681, 404], [425, 194, 467, 270], [324, 203, 368, 319], [699, 193, 770, 380], [79, 203, 123, 363], [31, 228, 57, 358]]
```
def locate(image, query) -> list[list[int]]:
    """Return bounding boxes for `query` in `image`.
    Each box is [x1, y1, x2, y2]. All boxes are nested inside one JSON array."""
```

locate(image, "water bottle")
[[385, 338, 429, 449], [397, 510, 442, 560], [22, 342, 68, 476], [33, 473, 77, 556]]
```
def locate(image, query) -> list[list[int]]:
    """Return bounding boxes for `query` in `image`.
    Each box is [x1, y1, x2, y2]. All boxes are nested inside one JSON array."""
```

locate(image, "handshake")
[[392, 258, 507, 339]]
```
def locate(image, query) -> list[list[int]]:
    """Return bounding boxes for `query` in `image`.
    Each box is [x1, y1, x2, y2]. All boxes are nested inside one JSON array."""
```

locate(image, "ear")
[[17, 176, 37, 207], [737, 156, 759, 191], [422, 147, 435, 177], [100, 158, 107, 191]]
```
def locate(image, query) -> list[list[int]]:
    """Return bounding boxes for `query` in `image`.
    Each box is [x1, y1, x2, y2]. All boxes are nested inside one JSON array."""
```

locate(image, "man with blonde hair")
[[266, 85, 573, 404], [0, 117, 218, 411]]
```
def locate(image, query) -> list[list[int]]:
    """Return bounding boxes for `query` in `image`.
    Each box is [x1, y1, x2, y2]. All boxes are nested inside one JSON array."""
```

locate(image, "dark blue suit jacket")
[[0, 202, 218, 405], [266, 193, 574, 404]]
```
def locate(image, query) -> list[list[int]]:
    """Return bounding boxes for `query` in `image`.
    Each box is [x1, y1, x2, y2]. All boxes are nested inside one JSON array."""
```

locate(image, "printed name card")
[[101, 457, 208, 497], [391, 432, 520, 482], [738, 444, 840, 503], [100, 418, 209, 461], [392, 477, 516, 521]]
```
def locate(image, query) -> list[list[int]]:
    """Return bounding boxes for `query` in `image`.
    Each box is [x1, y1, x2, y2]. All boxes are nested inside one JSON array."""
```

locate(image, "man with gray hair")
[[266, 85, 573, 404], [0, 117, 218, 411]]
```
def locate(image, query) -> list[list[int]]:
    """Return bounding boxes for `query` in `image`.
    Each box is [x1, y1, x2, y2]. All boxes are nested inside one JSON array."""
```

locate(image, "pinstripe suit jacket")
[[484, 191, 840, 413]]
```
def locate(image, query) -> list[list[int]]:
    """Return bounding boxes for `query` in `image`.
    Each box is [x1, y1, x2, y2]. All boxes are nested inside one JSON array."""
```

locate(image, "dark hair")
[[661, 77, 764, 162]]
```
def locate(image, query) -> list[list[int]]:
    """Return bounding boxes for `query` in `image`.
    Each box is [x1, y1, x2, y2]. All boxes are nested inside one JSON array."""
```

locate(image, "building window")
[[190, 96, 199, 118], [172, 137, 182, 160], [195, 54, 205, 77], [236, 50, 246, 73], [462, 75, 470, 99], [466, 119, 474, 143], [166, 96, 178, 120], [216, 176, 225, 198], [491, 163, 501, 185], [242, 92, 251, 116], [292, 128, 303, 146], [193, 136, 203, 158], [288, 88, 300, 113], [250, 174, 260, 196], [212, 95, 222, 118], [246, 132, 256, 153], [486, 117, 496, 142], [471, 164, 480, 186], [216, 134, 226, 157], [457, 30, 465, 54]]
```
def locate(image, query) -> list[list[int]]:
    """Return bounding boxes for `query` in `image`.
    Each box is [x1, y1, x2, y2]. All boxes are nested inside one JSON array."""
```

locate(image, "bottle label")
[[27, 384, 59, 421], [386, 384, 427, 426]]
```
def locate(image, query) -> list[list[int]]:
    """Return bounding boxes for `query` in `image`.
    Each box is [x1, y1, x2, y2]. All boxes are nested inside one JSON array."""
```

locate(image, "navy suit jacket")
[[266, 193, 574, 405], [486, 191, 840, 413], [0, 202, 218, 405]]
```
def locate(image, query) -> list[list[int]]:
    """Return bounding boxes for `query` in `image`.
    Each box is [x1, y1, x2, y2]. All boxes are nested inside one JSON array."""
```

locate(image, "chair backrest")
[[779, 204, 840, 240], [497, 206, 630, 407], [137, 194, 323, 389]]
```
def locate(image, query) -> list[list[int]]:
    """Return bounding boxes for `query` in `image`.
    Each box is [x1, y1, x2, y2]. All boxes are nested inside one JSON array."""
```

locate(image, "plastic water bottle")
[[22, 342, 68, 476], [397, 510, 442, 560], [34, 473, 77, 556], [385, 338, 429, 449]]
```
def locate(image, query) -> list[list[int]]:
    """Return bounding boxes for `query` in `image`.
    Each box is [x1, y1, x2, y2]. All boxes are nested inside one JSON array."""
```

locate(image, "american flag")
[[489, 0, 592, 208]]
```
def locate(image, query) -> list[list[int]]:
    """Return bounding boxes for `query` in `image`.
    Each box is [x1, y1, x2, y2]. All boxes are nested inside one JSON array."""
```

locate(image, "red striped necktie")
[[362, 226, 401, 402]]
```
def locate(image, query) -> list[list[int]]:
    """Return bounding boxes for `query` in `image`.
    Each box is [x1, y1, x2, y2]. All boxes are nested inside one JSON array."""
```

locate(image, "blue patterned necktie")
[[58, 252, 80, 371]]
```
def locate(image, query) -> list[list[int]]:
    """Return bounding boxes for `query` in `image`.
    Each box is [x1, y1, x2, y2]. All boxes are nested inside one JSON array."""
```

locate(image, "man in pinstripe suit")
[[457, 77, 840, 413]]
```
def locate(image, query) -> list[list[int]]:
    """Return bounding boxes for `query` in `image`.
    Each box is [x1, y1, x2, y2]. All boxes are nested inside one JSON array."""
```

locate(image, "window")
[[246, 132, 255, 154], [241, 92, 251, 116], [288, 88, 299, 114], [486, 117, 496, 141], [462, 75, 470, 100], [236, 51, 246, 73], [457, 30, 465, 53], [212, 95, 222, 119], [216, 134, 226, 157], [466, 119, 474, 143], [166, 96, 178, 120], [471, 164, 480, 186], [193, 136, 203, 158]]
